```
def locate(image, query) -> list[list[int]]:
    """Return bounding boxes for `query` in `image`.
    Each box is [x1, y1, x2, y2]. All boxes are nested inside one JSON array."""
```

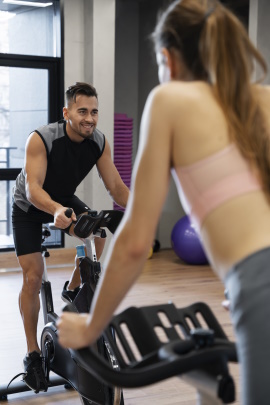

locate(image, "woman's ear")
[[161, 48, 177, 79], [162, 47, 187, 80]]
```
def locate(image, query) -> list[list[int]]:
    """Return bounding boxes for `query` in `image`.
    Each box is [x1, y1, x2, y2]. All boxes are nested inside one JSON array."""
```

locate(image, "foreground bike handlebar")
[[65, 301, 237, 402], [70, 338, 236, 388]]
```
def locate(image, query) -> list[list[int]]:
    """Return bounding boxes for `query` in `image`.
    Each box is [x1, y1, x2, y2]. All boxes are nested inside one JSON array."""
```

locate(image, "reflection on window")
[[0, 180, 14, 249], [0, 66, 48, 169], [0, 11, 14, 53], [0, 180, 62, 251], [0, 0, 62, 252], [0, 1, 60, 57]]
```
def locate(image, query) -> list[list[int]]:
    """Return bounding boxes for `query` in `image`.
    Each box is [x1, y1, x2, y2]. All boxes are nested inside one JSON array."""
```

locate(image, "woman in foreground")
[[58, 1, 270, 403]]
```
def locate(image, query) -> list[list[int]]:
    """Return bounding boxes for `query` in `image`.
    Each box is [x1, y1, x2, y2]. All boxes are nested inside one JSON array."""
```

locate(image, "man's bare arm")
[[96, 140, 129, 208], [25, 132, 75, 227]]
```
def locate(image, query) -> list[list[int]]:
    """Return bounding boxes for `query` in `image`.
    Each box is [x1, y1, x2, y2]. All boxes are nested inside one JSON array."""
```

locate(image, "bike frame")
[[40, 225, 101, 325], [0, 210, 124, 404], [39, 211, 124, 405]]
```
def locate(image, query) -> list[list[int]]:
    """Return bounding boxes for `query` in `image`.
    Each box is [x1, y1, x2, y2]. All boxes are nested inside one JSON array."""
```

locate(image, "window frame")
[[0, 9, 64, 252]]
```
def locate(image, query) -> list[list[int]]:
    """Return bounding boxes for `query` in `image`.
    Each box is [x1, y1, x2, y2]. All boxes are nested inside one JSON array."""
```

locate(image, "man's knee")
[[19, 253, 44, 294], [24, 272, 43, 293]]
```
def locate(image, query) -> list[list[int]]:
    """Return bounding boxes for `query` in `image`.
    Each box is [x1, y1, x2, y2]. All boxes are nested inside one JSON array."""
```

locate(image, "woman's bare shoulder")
[[253, 83, 270, 98], [153, 80, 208, 95], [149, 81, 210, 109], [253, 84, 270, 115]]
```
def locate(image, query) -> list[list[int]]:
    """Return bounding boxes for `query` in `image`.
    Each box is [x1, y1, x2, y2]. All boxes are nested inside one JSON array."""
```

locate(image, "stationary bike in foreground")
[[68, 300, 238, 405], [62, 223, 238, 405]]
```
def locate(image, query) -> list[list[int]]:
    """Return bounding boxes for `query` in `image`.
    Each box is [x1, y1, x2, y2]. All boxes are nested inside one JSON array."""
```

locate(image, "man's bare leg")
[[67, 233, 106, 291], [18, 252, 44, 354]]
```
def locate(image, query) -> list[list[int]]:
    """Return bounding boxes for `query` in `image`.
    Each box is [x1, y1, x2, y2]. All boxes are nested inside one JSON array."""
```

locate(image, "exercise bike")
[[64, 294, 238, 404], [0, 208, 124, 405], [1, 209, 238, 404]]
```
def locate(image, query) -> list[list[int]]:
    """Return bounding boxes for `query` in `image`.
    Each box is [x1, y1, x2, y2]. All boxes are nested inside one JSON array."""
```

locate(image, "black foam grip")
[[65, 208, 73, 218]]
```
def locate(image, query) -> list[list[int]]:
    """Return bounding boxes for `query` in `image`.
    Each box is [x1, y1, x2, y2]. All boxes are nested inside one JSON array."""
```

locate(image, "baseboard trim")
[[0, 248, 75, 271]]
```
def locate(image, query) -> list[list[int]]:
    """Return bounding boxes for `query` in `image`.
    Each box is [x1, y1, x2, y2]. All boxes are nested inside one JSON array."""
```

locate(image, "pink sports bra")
[[171, 143, 261, 230]]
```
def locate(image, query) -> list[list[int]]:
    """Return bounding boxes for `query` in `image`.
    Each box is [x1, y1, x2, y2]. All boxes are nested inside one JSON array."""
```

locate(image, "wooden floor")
[[0, 248, 240, 404]]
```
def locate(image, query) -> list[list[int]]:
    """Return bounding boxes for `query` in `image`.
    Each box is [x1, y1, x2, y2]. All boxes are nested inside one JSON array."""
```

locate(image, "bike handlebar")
[[70, 339, 236, 388], [72, 209, 124, 238], [65, 208, 73, 218], [54, 208, 125, 238], [63, 301, 237, 398]]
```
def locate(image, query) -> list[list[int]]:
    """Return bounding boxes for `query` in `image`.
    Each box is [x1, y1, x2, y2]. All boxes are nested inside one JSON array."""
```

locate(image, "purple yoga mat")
[[115, 116, 133, 121], [114, 148, 132, 152], [115, 131, 132, 135], [114, 127, 133, 131], [116, 167, 132, 172], [114, 160, 132, 164], [115, 161, 132, 165], [114, 154, 132, 159], [114, 151, 132, 155], [115, 168, 132, 172], [114, 136, 133, 140], [114, 114, 133, 177], [114, 133, 133, 138], [118, 173, 131, 177], [115, 130, 132, 133], [114, 144, 132, 148], [114, 127, 133, 130], [114, 123, 133, 127], [114, 113, 129, 118], [115, 160, 131, 162]]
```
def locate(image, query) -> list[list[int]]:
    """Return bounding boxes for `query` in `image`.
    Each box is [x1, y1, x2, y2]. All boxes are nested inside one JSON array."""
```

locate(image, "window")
[[0, 66, 49, 169], [0, 0, 63, 252], [0, 0, 61, 57]]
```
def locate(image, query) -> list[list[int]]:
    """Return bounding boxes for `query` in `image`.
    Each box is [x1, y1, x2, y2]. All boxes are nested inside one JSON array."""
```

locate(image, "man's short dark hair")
[[65, 82, 98, 106]]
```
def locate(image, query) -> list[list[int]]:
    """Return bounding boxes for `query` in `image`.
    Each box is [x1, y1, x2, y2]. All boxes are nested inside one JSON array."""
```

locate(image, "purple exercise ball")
[[171, 215, 208, 265]]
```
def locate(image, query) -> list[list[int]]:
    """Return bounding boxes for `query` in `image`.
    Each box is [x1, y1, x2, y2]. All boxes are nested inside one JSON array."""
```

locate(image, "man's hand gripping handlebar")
[[64, 208, 124, 238]]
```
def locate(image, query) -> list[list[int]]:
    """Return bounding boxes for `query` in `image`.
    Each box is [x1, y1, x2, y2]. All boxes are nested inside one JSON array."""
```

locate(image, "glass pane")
[[0, 180, 62, 251], [0, 1, 61, 57], [0, 179, 14, 249], [0, 66, 48, 169]]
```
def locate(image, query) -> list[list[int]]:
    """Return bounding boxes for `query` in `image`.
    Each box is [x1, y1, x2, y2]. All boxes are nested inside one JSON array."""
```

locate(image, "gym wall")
[[63, 0, 115, 253], [62, 0, 270, 253]]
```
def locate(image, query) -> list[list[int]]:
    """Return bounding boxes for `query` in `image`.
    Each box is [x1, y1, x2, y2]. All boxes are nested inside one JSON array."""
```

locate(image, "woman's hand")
[[57, 312, 93, 349]]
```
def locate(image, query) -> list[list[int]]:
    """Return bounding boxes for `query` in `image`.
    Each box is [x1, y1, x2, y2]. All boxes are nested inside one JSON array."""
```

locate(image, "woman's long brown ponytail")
[[153, 0, 270, 194], [200, 2, 270, 194]]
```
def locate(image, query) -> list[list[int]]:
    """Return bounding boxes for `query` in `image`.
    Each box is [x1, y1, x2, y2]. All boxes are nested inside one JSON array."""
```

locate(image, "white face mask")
[[156, 51, 171, 84]]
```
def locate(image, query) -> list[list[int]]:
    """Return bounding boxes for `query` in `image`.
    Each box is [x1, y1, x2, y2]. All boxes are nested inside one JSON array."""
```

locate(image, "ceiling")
[[0, 0, 58, 13]]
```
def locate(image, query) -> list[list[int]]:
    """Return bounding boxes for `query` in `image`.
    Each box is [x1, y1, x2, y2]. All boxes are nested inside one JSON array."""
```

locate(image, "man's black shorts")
[[12, 196, 90, 256]]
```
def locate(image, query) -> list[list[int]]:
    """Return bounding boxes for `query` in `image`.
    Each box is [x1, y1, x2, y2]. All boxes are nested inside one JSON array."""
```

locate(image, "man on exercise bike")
[[11, 82, 129, 393]]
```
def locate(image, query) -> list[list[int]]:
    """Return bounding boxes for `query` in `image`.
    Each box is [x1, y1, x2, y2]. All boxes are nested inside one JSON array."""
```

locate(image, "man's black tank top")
[[13, 120, 105, 212]]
